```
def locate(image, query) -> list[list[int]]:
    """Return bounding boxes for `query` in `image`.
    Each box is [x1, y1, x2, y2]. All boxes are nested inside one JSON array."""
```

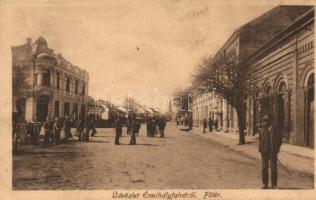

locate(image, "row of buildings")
[[191, 5, 314, 148]]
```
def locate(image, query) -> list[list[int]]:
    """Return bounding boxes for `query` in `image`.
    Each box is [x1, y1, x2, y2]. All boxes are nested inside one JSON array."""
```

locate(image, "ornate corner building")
[[12, 37, 89, 122]]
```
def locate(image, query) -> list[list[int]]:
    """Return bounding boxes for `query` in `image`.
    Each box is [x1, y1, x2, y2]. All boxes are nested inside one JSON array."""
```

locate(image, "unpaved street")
[[13, 123, 313, 190]]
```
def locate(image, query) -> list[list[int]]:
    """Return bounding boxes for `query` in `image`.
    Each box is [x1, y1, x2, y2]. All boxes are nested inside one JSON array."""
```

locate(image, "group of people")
[[42, 115, 97, 145], [146, 116, 166, 138], [114, 115, 167, 145], [114, 114, 142, 145], [202, 118, 219, 133], [176, 117, 193, 130]]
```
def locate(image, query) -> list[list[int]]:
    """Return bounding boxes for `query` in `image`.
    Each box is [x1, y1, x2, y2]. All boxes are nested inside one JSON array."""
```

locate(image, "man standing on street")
[[203, 119, 207, 133], [159, 117, 166, 138], [258, 114, 282, 189], [208, 118, 213, 132], [114, 116, 122, 145], [130, 115, 137, 145]]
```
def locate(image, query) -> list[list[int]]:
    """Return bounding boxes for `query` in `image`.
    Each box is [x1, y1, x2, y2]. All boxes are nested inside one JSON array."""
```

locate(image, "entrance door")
[[277, 82, 287, 138], [277, 94, 285, 135], [306, 73, 314, 148], [253, 90, 260, 135], [36, 95, 49, 122]]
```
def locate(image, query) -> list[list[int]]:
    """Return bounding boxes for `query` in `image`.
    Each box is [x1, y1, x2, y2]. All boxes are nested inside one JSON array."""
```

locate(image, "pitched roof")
[[215, 5, 313, 61]]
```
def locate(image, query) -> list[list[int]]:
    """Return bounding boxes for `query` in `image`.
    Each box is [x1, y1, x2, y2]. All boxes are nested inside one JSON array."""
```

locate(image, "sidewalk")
[[183, 125, 314, 176]]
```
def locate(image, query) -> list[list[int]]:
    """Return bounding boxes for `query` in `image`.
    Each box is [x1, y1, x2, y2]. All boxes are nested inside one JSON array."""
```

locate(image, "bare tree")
[[193, 52, 250, 145]]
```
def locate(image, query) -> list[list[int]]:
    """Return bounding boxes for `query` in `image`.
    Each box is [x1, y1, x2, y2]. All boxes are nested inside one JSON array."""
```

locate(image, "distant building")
[[12, 37, 89, 122], [192, 93, 226, 129]]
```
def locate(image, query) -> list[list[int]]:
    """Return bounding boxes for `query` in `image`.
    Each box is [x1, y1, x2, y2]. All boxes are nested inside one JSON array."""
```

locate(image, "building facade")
[[193, 6, 312, 133], [247, 8, 314, 148], [12, 37, 89, 122], [192, 6, 314, 148]]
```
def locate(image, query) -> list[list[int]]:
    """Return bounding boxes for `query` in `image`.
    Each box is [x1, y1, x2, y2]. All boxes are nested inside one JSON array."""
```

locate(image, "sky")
[[1, 0, 278, 111]]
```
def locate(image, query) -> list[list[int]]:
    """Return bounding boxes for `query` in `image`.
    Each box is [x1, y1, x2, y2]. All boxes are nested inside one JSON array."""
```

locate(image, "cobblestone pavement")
[[13, 123, 314, 190]]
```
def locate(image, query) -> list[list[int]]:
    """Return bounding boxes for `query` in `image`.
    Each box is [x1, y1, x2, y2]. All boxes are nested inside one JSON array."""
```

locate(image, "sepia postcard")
[[0, 0, 315, 199]]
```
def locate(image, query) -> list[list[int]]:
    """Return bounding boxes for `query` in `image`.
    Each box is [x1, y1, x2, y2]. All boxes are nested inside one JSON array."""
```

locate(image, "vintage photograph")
[[5, 0, 315, 195]]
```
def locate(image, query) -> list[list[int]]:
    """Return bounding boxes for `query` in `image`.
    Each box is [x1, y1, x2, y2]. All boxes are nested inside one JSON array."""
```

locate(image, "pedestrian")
[[126, 115, 132, 135], [203, 119, 207, 133], [52, 117, 60, 145], [43, 117, 52, 144], [114, 116, 122, 145], [159, 118, 166, 138], [208, 118, 213, 132], [188, 118, 193, 130], [84, 116, 91, 142], [90, 117, 97, 137], [146, 117, 151, 137], [63, 116, 72, 144], [76, 118, 82, 142], [214, 118, 218, 131], [151, 118, 156, 137], [136, 118, 141, 136], [130, 115, 137, 145], [258, 114, 282, 189]]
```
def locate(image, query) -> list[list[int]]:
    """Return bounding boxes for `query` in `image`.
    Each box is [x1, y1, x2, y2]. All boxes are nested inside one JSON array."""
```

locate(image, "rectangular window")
[[75, 80, 78, 94], [56, 73, 60, 89], [55, 101, 60, 117], [34, 74, 39, 86], [64, 102, 70, 117], [66, 77, 70, 92], [42, 70, 50, 86]]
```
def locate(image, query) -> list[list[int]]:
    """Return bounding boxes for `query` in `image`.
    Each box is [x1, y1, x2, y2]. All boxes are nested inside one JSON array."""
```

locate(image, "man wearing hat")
[[258, 113, 282, 189], [114, 116, 122, 145]]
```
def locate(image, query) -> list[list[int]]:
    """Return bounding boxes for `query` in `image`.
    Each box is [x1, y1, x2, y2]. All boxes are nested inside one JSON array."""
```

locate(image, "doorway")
[[277, 82, 287, 137], [36, 95, 49, 122], [305, 73, 314, 148]]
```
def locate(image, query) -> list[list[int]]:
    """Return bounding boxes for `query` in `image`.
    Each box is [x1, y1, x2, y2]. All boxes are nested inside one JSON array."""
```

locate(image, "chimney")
[[26, 38, 32, 44]]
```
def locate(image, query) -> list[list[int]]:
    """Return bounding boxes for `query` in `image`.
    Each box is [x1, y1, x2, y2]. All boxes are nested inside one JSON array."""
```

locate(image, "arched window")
[[305, 72, 314, 148], [307, 73, 314, 88], [265, 85, 272, 96], [278, 82, 287, 94]]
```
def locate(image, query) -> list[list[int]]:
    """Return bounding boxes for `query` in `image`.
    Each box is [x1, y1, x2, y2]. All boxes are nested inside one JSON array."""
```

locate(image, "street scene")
[[9, 1, 315, 193], [13, 124, 313, 190]]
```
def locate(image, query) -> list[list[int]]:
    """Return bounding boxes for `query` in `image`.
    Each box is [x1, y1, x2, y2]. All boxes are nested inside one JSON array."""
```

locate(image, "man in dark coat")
[[90, 118, 97, 137], [203, 119, 207, 133], [114, 117, 122, 145], [208, 118, 213, 132], [63, 116, 72, 144], [158, 118, 166, 138], [258, 114, 282, 189], [130, 116, 137, 145], [43, 117, 52, 144], [126, 115, 132, 135], [136, 119, 141, 136], [188, 118, 193, 130], [146, 117, 151, 137], [214, 118, 218, 131]]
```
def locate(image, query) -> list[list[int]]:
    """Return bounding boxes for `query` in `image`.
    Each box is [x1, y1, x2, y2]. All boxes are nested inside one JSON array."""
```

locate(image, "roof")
[[214, 5, 313, 61], [245, 7, 314, 65]]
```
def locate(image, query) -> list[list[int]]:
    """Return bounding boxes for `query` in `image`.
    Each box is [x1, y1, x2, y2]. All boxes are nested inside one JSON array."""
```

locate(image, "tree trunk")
[[236, 107, 246, 145]]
